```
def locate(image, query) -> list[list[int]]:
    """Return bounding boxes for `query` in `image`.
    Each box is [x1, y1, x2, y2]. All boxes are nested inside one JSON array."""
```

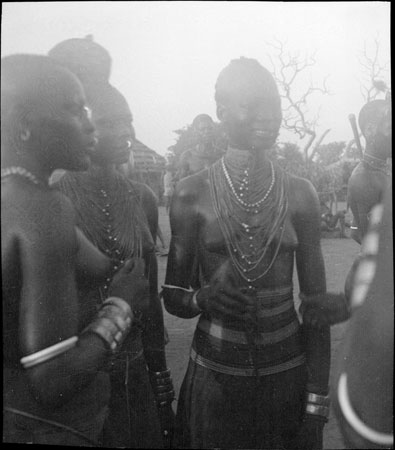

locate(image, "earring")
[[20, 130, 31, 141], [127, 140, 132, 149]]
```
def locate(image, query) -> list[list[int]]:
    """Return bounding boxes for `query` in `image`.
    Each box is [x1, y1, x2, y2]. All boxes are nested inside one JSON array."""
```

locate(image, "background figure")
[[162, 165, 176, 214], [332, 184, 393, 449], [163, 57, 330, 449], [347, 99, 391, 244], [2, 54, 148, 445], [49, 37, 175, 448], [176, 113, 223, 179]]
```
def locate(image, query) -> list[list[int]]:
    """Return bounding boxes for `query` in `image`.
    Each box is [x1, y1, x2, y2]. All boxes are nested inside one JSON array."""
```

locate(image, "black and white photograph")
[[1, 2, 392, 449]]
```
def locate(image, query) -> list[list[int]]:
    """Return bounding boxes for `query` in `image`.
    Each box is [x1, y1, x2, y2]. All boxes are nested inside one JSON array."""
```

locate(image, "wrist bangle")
[[306, 392, 330, 407], [103, 296, 132, 317], [189, 290, 203, 314], [306, 403, 330, 420], [83, 301, 133, 352], [149, 368, 171, 378]]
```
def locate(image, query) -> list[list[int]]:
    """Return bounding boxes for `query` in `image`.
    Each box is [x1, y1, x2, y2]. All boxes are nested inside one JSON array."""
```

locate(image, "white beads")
[[221, 158, 275, 209], [1, 166, 41, 185]]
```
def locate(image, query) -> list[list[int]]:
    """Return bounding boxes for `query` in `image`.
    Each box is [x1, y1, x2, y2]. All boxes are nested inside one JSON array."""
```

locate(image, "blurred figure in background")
[[49, 37, 175, 448], [348, 99, 391, 244], [162, 165, 176, 214], [177, 114, 223, 179]]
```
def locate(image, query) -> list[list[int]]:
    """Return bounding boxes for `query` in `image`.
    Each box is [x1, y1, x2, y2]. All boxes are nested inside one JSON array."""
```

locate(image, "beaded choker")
[[1, 166, 45, 186], [363, 153, 391, 176]]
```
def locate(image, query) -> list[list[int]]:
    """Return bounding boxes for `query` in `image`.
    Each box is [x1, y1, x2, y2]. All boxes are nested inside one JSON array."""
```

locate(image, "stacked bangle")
[[305, 392, 330, 421], [82, 296, 133, 353], [149, 369, 175, 407]]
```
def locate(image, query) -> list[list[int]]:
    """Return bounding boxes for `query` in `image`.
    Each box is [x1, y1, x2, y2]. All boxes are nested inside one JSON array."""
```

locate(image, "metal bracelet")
[[306, 403, 330, 419], [149, 368, 171, 378], [306, 392, 330, 407]]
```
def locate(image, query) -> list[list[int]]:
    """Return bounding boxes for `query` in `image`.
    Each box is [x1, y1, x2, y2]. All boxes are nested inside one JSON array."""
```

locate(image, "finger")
[[219, 286, 255, 306], [215, 293, 250, 314], [122, 258, 135, 272]]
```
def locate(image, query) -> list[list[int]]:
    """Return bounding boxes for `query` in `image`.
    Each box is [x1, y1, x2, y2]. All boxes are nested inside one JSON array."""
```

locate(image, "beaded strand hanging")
[[209, 155, 288, 284]]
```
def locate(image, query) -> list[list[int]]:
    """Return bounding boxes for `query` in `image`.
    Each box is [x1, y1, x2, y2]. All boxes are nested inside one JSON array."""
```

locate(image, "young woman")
[[49, 37, 175, 448], [163, 57, 330, 449]]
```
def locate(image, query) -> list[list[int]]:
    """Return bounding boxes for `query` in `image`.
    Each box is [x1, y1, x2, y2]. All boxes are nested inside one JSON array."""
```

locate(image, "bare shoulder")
[[287, 173, 319, 215], [2, 181, 77, 245]]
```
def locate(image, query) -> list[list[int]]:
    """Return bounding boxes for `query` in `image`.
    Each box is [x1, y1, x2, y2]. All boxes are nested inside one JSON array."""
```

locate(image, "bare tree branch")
[[268, 38, 330, 160]]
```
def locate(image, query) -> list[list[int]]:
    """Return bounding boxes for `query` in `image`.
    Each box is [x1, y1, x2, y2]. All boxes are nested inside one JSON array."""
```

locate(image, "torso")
[[177, 161, 307, 376], [182, 163, 299, 291]]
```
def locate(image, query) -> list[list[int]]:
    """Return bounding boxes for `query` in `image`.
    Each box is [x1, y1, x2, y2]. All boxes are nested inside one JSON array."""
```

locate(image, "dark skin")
[[58, 91, 175, 444], [332, 186, 393, 449], [177, 118, 216, 179], [285, 104, 391, 328], [164, 71, 330, 448], [348, 102, 391, 244], [2, 64, 148, 408]]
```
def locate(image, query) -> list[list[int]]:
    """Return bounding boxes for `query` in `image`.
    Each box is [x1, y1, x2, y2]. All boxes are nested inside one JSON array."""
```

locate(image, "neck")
[[225, 146, 270, 174], [88, 162, 117, 178], [364, 147, 388, 162], [1, 153, 51, 186]]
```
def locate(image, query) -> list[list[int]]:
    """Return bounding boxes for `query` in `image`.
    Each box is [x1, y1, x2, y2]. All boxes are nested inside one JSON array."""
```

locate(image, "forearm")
[[25, 296, 133, 408], [28, 332, 110, 407], [304, 325, 331, 395], [163, 287, 201, 319]]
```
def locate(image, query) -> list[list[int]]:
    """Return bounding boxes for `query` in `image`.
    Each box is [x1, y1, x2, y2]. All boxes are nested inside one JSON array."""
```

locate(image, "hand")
[[107, 258, 149, 312], [290, 415, 325, 450], [157, 403, 175, 449], [299, 292, 351, 327], [196, 260, 255, 320]]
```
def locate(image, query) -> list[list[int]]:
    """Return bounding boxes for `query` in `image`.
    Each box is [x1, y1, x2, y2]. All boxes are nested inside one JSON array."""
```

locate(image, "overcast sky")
[[1, 1, 391, 156]]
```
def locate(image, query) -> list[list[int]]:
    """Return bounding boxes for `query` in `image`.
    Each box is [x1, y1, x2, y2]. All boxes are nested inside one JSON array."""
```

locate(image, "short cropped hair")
[[215, 57, 280, 105], [1, 54, 75, 145], [49, 37, 112, 83], [192, 114, 214, 128]]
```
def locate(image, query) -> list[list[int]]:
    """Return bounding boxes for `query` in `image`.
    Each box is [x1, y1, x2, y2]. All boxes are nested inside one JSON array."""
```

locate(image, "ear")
[[216, 103, 226, 122]]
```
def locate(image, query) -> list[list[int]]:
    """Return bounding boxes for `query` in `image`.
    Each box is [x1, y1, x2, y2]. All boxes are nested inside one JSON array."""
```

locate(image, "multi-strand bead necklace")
[[209, 151, 288, 286], [57, 170, 148, 298]]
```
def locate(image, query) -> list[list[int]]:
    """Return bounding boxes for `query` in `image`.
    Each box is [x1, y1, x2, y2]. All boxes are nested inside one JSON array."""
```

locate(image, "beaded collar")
[[1, 166, 47, 186], [362, 153, 391, 176]]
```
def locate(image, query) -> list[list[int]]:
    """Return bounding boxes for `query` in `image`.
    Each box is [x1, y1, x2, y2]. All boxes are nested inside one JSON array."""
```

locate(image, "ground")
[[157, 205, 359, 450]]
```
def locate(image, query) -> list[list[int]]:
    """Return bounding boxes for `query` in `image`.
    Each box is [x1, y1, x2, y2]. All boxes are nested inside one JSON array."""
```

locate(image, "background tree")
[[267, 38, 331, 164], [358, 36, 391, 102]]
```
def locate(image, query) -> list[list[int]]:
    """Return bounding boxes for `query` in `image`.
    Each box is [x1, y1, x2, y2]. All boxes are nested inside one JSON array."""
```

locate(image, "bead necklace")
[[57, 170, 151, 298], [1, 166, 45, 186], [209, 157, 288, 285], [363, 153, 391, 176], [221, 157, 275, 210]]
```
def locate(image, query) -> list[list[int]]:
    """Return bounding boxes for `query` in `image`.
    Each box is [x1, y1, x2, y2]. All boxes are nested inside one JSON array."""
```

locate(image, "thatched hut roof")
[[131, 139, 166, 172]]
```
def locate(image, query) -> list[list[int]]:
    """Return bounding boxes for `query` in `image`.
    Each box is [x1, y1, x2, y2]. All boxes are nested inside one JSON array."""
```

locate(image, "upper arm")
[[138, 183, 159, 242], [164, 180, 200, 288], [292, 178, 326, 294], [18, 195, 80, 356]]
